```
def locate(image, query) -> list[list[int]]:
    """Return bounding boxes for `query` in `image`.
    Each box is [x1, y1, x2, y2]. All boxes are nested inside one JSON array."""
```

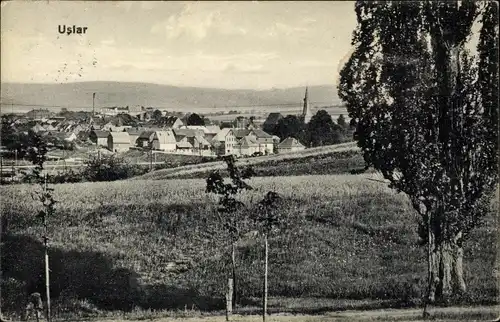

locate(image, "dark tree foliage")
[[338, 0, 498, 303], [0, 119, 32, 159], [307, 110, 344, 147], [273, 115, 305, 143], [252, 191, 284, 235], [82, 155, 145, 182], [337, 114, 347, 128], [152, 110, 163, 121], [186, 113, 205, 126], [206, 155, 255, 219]]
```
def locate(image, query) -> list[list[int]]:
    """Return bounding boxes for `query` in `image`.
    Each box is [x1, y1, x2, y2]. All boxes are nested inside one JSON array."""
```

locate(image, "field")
[[137, 142, 360, 180], [0, 156, 498, 320]]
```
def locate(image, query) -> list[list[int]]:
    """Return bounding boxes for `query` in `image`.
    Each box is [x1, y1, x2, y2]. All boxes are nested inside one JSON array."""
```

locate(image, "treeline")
[[264, 110, 356, 147]]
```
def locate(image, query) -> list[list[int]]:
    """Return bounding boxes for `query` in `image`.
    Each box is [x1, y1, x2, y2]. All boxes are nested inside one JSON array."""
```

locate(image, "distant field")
[[1, 169, 497, 319]]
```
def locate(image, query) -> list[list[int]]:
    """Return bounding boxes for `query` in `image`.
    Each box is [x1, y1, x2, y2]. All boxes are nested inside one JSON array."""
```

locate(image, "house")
[[47, 131, 77, 142], [262, 112, 283, 132], [176, 140, 193, 154], [108, 132, 131, 153], [151, 130, 176, 152], [277, 137, 306, 154], [211, 128, 237, 156], [89, 130, 110, 147], [31, 123, 46, 133], [237, 136, 259, 156], [136, 131, 156, 148], [162, 116, 184, 129], [187, 135, 213, 156], [125, 128, 143, 146], [203, 125, 220, 141], [249, 129, 275, 155]]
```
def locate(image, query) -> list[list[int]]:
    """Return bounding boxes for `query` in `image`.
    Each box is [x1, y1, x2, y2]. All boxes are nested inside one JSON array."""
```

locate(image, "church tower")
[[302, 86, 312, 123]]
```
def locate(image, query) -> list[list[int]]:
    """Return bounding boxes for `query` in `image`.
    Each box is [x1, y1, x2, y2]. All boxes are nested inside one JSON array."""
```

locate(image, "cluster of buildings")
[[5, 88, 314, 157], [89, 120, 305, 156]]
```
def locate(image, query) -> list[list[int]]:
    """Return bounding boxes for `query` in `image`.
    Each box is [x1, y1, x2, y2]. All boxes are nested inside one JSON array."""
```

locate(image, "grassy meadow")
[[0, 159, 498, 319]]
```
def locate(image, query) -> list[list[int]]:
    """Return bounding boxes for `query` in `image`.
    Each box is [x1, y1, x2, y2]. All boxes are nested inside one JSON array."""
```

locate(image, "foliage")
[[337, 114, 347, 129], [307, 110, 345, 147], [273, 115, 307, 144], [152, 109, 163, 121], [81, 155, 146, 182], [252, 191, 285, 236], [206, 155, 255, 241], [338, 0, 498, 301], [0, 119, 32, 159], [187, 113, 205, 126]]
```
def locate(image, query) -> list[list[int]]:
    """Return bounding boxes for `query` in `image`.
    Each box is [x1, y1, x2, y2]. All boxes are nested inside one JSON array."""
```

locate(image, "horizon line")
[[0, 80, 336, 92]]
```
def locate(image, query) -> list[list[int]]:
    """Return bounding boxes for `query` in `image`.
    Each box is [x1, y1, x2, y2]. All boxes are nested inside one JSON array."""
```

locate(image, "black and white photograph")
[[0, 1, 498, 321]]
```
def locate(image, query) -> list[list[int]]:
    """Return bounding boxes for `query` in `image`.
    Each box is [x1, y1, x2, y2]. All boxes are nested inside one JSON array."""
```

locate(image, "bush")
[[81, 155, 147, 182]]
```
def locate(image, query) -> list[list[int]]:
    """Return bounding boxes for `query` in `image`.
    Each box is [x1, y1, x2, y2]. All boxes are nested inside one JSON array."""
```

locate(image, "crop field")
[[1, 170, 497, 320]]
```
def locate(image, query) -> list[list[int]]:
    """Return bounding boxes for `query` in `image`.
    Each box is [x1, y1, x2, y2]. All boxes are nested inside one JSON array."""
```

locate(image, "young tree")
[[252, 192, 284, 322], [338, 0, 498, 305], [25, 132, 56, 322], [206, 156, 255, 319]]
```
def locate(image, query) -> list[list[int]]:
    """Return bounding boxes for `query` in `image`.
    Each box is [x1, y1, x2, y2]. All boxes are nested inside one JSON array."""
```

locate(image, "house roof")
[[163, 116, 183, 128], [233, 129, 251, 139], [176, 141, 193, 148], [278, 137, 305, 149], [138, 131, 155, 140], [239, 136, 259, 148], [153, 131, 176, 144], [211, 128, 233, 142], [49, 132, 76, 140], [173, 128, 203, 138], [92, 130, 110, 138], [194, 135, 211, 147], [109, 132, 130, 144], [263, 113, 283, 126], [125, 128, 143, 136], [250, 129, 273, 139]]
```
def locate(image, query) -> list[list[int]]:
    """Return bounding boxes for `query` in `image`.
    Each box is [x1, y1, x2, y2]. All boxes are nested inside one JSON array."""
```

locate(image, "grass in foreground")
[[0, 171, 497, 319]]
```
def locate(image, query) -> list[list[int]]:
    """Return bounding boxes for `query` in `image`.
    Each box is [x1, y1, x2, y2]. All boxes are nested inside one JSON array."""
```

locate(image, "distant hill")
[[0, 82, 342, 114]]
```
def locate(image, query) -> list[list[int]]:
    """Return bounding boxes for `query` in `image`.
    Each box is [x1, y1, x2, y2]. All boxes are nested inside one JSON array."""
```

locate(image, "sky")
[[0, 1, 357, 90]]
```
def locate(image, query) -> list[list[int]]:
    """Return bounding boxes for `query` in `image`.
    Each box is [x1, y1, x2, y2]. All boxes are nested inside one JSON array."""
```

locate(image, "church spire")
[[302, 86, 312, 123]]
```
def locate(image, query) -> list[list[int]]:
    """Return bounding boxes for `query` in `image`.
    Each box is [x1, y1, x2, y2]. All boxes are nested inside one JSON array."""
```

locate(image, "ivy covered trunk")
[[428, 229, 466, 303]]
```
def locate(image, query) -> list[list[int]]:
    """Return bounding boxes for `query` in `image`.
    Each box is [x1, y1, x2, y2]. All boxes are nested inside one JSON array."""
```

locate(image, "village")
[[1, 88, 321, 166]]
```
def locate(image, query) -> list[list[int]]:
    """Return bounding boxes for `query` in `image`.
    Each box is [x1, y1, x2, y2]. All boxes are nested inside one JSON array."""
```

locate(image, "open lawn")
[[1, 168, 497, 320]]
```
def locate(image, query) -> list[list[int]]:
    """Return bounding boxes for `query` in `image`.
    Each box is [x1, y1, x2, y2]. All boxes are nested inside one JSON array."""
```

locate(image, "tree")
[[337, 114, 347, 128], [338, 0, 498, 306], [307, 110, 343, 147], [206, 156, 255, 319], [187, 113, 204, 126], [273, 115, 305, 143], [251, 192, 284, 322], [25, 132, 55, 322], [152, 109, 163, 121]]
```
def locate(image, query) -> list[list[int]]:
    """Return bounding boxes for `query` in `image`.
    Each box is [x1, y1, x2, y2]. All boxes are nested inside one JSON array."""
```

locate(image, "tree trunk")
[[428, 231, 466, 303], [262, 234, 268, 322], [231, 242, 237, 307], [226, 278, 233, 321]]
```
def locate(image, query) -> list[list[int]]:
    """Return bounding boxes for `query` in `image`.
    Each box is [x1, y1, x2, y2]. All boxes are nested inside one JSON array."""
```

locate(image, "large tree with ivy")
[[339, 1, 498, 303]]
